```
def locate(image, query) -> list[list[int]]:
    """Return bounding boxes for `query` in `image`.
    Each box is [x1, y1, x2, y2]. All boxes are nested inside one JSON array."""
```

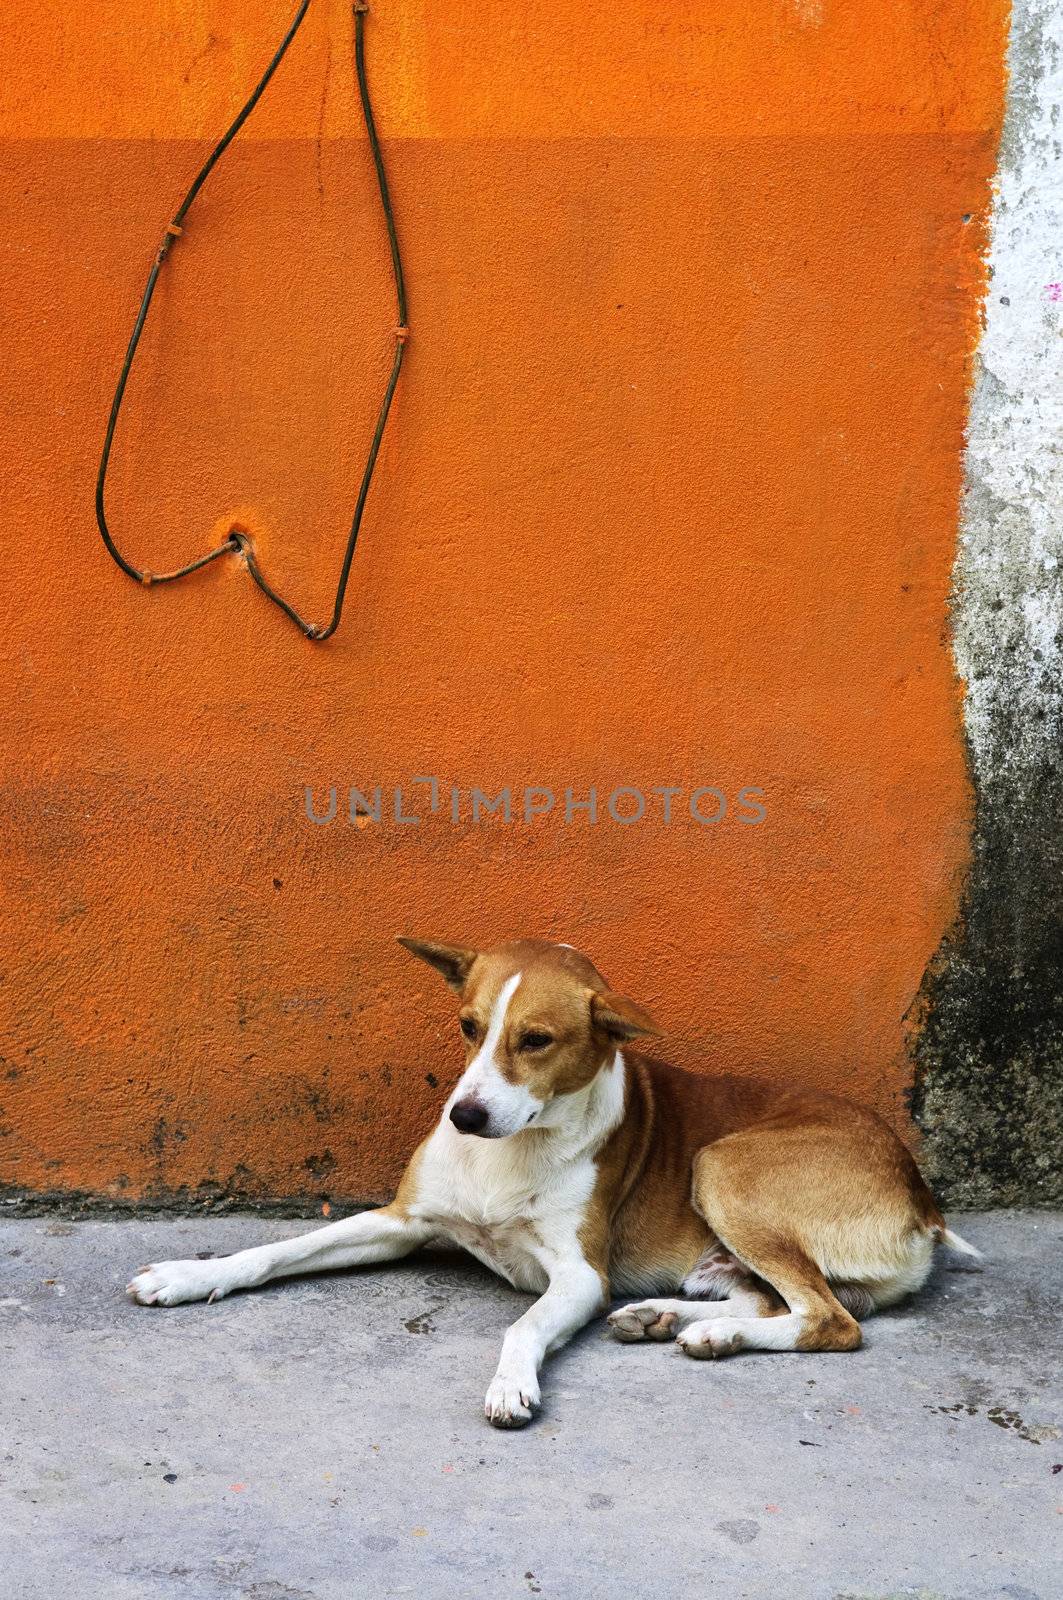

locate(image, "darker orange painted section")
[[0, 2, 1006, 1202]]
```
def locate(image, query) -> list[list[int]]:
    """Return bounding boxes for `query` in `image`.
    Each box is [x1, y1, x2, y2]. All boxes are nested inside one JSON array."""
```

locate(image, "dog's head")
[[397, 936, 659, 1138]]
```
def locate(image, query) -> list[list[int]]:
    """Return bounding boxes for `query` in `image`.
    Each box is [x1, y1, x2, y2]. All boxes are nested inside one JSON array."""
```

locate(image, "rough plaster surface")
[[912, 0, 1063, 1205], [1, 1211, 1061, 1599], [0, 0, 1007, 1204]]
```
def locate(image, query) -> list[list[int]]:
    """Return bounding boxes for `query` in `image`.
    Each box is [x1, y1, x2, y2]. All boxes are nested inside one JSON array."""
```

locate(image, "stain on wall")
[[0, 0, 1008, 1205], [912, 0, 1063, 1207]]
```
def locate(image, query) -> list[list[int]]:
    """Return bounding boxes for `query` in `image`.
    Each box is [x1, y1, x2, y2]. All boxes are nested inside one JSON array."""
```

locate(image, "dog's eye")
[[459, 1016, 478, 1041], [520, 1031, 553, 1052]]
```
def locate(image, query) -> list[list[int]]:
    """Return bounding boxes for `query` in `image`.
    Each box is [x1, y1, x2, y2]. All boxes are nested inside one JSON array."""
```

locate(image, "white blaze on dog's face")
[[397, 937, 659, 1139]]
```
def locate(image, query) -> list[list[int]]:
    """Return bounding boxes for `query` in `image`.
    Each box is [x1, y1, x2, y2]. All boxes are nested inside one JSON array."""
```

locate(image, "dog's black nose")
[[450, 1098, 490, 1135]]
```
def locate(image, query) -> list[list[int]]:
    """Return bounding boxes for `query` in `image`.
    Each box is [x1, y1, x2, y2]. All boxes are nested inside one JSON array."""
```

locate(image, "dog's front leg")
[[127, 1204, 434, 1307], [484, 1260, 606, 1429]]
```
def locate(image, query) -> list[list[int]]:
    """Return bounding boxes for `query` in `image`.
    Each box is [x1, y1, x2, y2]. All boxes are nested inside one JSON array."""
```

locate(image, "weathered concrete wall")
[[912, 0, 1063, 1206], [0, 0, 1020, 1207]]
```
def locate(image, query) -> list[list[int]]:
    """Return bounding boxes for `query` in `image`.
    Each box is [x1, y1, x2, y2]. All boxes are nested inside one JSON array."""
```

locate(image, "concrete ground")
[[1, 1211, 1060, 1600]]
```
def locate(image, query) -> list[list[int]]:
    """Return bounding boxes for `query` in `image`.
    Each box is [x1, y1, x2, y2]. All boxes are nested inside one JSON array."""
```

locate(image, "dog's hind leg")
[[674, 1141, 864, 1359], [127, 1202, 434, 1307], [609, 1241, 786, 1342], [608, 1284, 782, 1342], [674, 1229, 862, 1359]]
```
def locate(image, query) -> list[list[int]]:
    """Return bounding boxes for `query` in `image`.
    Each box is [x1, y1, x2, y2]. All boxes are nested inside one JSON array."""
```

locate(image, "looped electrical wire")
[[95, 2, 407, 643]]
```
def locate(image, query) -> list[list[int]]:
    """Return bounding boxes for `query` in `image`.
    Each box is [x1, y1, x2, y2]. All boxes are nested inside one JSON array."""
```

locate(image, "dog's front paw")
[[484, 1370, 540, 1429], [126, 1259, 234, 1307]]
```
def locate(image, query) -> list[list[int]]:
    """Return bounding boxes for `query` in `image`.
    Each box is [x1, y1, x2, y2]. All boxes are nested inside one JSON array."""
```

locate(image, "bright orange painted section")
[[0, 1, 1006, 1202]]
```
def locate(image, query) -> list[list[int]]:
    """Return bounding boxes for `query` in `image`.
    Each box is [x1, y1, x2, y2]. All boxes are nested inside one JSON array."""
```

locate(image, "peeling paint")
[[912, 0, 1063, 1206]]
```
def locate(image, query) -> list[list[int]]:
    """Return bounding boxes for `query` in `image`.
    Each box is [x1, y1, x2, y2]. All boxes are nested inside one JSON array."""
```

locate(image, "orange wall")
[[0, 0, 1007, 1202]]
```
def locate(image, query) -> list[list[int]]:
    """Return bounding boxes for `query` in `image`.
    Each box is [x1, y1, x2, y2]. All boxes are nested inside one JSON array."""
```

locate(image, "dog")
[[127, 937, 980, 1428]]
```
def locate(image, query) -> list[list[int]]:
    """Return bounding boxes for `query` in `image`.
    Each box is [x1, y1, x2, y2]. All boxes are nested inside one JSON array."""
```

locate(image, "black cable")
[[95, 2, 407, 643]]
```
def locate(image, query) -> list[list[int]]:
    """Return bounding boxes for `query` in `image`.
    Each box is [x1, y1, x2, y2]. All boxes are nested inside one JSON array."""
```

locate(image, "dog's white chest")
[[442, 1216, 549, 1291], [412, 1126, 597, 1292]]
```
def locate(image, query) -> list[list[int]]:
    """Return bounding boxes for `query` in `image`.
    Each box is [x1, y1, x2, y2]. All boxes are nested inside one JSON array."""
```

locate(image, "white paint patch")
[[791, 0, 824, 26], [956, 0, 1063, 776]]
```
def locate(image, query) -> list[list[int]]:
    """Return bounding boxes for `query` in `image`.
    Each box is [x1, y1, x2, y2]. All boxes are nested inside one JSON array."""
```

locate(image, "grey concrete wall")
[[912, 0, 1063, 1205]]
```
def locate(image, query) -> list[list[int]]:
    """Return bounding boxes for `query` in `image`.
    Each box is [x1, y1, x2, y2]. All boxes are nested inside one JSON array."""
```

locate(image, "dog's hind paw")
[[484, 1371, 540, 1429], [676, 1318, 745, 1359]]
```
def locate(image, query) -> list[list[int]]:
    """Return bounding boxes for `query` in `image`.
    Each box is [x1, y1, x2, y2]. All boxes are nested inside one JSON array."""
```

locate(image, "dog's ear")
[[588, 989, 661, 1041], [397, 937, 479, 992]]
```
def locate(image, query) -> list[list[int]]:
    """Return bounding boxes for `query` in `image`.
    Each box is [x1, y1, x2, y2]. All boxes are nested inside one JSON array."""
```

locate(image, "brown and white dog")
[[127, 938, 980, 1428]]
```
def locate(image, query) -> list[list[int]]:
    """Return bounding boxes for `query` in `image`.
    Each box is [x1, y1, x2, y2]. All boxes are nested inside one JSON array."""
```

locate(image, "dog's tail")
[[932, 1225, 984, 1266]]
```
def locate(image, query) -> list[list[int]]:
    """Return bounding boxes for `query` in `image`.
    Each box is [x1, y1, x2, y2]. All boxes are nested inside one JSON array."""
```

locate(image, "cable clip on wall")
[[95, 2, 406, 642]]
